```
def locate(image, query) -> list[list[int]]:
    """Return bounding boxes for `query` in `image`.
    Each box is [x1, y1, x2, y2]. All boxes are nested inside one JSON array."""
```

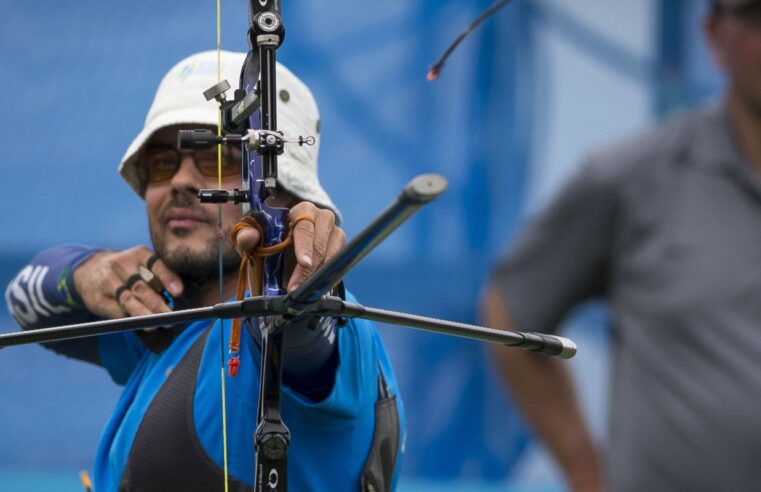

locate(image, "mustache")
[[160, 190, 214, 223]]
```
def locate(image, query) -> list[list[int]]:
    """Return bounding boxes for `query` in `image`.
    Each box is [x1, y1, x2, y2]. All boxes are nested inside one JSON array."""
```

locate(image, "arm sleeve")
[[490, 157, 617, 334], [5, 244, 102, 363], [4, 244, 146, 380]]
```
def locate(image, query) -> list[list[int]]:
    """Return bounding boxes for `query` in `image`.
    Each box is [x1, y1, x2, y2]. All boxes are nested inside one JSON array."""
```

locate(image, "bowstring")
[[216, 0, 231, 490]]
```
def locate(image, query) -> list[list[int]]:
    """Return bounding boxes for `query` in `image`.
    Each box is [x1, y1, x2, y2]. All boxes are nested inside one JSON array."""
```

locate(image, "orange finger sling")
[[227, 215, 316, 376]]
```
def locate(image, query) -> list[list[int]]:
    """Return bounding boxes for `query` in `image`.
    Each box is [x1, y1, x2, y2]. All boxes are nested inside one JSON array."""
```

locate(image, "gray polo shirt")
[[492, 104, 761, 491]]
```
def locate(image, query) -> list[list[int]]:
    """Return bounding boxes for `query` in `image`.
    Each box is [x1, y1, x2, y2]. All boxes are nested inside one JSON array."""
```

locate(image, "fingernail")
[[289, 282, 301, 292], [301, 254, 312, 267], [169, 282, 182, 296]]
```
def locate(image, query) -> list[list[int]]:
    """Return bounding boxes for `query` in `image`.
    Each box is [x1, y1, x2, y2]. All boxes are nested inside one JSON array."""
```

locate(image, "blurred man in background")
[[483, 0, 761, 490]]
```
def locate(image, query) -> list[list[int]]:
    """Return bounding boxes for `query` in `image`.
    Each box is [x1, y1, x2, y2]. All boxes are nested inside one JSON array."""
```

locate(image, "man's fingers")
[[95, 275, 130, 319], [117, 280, 172, 318], [291, 218, 316, 269], [287, 265, 310, 292], [235, 227, 262, 255], [286, 203, 344, 292], [144, 255, 183, 297], [324, 226, 346, 262], [309, 209, 336, 268], [118, 288, 156, 318], [130, 280, 173, 314], [287, 217, 316, 292], [110, 248, 175, 314], [113, 247, 181, 302], [72, 246, 180, 320], [286, 222, 344, 292], [109, 246, 151, 280], [288, 202, 320, 267]]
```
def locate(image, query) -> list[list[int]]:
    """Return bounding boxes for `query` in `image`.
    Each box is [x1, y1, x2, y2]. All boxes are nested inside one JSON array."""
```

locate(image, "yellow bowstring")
[[216, 0, 230, 491]]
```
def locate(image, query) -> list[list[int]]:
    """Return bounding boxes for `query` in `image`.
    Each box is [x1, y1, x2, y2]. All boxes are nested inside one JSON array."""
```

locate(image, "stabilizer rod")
[[0, 295, 576, 359], [285, 174, 448, 310], [0, 298, 274, 348]]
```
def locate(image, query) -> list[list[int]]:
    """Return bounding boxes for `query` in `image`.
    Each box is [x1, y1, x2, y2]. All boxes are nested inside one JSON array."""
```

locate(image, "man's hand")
[[73, 246, 184, 319], [234, 202, 345, 292]]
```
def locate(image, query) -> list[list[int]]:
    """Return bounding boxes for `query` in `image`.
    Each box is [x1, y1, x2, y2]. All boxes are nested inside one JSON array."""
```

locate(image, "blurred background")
[[0, 0, 723, 490]]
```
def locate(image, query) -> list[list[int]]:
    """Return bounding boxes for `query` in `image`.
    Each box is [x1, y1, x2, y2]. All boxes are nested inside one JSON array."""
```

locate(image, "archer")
[[5, 50, 404, 492]]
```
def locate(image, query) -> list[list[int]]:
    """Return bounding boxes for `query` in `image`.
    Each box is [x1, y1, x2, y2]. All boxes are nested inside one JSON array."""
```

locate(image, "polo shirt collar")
[[691, 102, 761, 200], [688, 102, 747, 174]]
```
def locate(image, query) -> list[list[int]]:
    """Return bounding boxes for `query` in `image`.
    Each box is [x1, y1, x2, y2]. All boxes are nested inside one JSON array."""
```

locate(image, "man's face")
[[142, 125, 242, 285], [707, 5, 761, 115]]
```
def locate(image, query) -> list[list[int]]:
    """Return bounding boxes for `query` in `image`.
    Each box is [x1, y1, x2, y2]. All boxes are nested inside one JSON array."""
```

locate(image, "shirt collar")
[[688, 102, 747, 174], [689, 101, 761, 199]]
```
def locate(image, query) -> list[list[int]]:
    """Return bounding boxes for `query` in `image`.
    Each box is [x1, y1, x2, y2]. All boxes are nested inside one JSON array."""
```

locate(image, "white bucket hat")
[[118, 50, 341, 222]]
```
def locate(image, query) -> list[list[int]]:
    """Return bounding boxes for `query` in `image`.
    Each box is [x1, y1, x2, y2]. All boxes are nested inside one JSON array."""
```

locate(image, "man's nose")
[[170, 155, 202, 190]]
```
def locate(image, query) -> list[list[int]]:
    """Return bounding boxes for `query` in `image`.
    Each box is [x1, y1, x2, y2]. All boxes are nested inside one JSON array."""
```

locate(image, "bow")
[[0, 1, 577, 491]]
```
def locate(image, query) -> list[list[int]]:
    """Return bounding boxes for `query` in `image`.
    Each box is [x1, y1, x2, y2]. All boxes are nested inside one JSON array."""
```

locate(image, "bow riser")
[[242, 3, 291, 490], [244, 0, 288, 297]]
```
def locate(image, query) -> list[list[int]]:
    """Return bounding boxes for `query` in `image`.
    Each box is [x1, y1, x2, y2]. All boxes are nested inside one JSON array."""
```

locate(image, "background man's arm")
[[484, 155, 618, 491], [482, 285, 605, 491]]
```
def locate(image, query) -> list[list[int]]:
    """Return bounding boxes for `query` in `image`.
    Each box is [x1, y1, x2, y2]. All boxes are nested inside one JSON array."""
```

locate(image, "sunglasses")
[[137, 145, 243, 185]]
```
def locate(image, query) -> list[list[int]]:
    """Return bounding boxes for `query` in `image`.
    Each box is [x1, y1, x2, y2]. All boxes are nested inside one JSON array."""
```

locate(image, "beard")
[[150, 190, 241, 302]]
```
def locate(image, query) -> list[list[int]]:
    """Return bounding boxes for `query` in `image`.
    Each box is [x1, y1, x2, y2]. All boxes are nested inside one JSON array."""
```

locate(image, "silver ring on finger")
[[139, 265, 165, 293], [114, 274, 142, 305]]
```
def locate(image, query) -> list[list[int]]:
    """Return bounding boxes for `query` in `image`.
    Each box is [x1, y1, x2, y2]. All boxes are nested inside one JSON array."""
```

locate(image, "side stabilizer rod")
[[0, 298, 274, 349], [311, 297, 577, 359], [0, 295, 576, 358]]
